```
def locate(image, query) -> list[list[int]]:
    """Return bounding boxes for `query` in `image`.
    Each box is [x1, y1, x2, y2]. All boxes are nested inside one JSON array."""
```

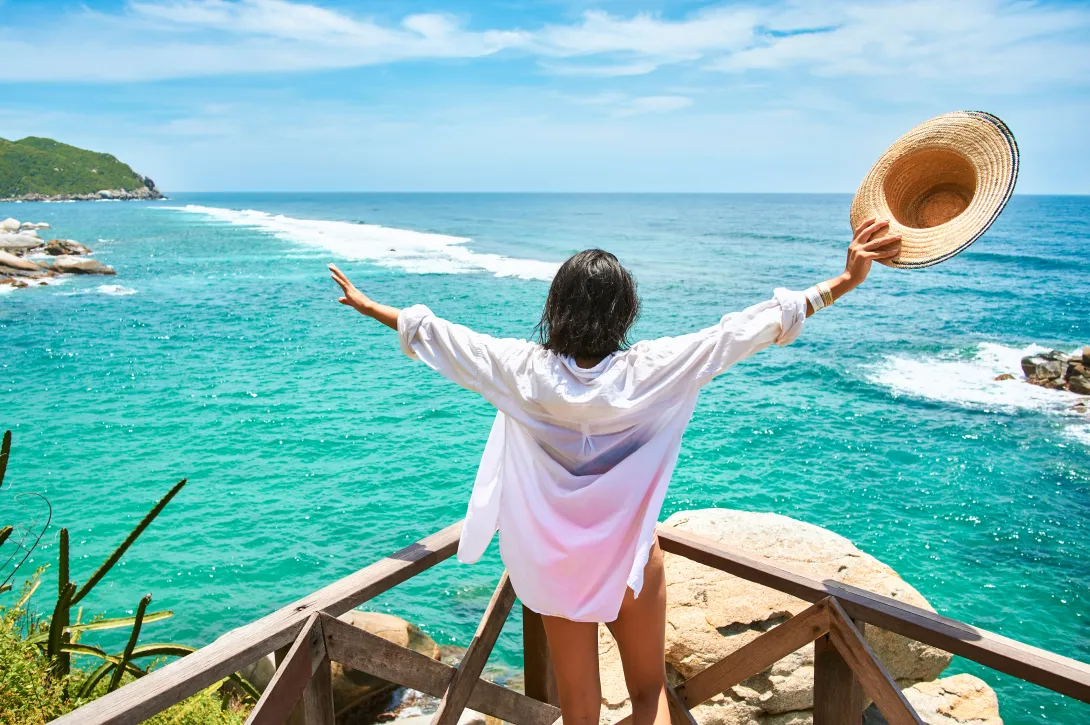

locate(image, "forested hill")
[[0, 136, 162, 200]]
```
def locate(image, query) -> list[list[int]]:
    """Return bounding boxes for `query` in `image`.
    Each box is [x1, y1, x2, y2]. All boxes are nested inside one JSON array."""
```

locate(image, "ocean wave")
[[865, 342, 1085, 414], [166, 205, 559, 281]]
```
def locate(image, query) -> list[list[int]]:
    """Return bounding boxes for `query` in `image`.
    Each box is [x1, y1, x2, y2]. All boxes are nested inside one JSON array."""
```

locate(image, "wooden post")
[[522, 606, 559, 706], [302, 656, 335, 725], [813, 631, 862, 725], [274, 644, 306, 725]]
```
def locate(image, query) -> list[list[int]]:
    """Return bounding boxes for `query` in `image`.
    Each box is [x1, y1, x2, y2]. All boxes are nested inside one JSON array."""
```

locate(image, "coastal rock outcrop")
[[0, 218, 115, 290], [46, 255, 116, 275], [44, 238, 92, 256], [597, 509, 997, 725], [1020, 348, 1090, 396]]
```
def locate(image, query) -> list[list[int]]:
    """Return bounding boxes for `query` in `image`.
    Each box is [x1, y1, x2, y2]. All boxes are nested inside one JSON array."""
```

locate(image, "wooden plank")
[[674, 599, 829, 708], [522, 606, 559, 706], [302, 656, 335, 725], [665, 684, 698, 725], [826, 599, 923, 725], [247, 614, 327, 725], [432, 572, 516, 725], [51, 522, 463, 725], [274, 644, 304, 725], [656, 524, 1090, 703], [321, 613, 560, 725], [813, 632, 862, 725]]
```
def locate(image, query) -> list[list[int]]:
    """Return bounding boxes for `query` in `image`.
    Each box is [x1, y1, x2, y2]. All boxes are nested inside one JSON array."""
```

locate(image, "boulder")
[[19, 221, 50, 230], [1069, 374, 1090, 396], [332, 611, 440, 719], [993, 373, 1014, 381], [1084, 347, 1090, 366], [1020, 354, 1065, 381], [44, 238, 92, 256], [863, 674, 1002, 725], [598, 509, 953, 725], [0, 218, 19, 232], [0, 250, 43, 272], [48, 255, 115, 275], [0, 232, 45, 254]]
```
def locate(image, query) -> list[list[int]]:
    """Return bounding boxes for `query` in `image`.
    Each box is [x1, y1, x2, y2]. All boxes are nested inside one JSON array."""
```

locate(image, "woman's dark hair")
[[534, 249, 640, 359]]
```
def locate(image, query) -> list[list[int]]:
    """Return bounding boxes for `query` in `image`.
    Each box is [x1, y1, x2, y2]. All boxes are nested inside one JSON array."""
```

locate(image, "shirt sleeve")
[[634, 288, 807, 389], [397, 304, 535, 404]]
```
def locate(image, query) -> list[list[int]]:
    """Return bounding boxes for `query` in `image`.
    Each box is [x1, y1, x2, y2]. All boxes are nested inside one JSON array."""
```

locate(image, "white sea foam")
[[166, 205, 559, 281], [53, 283, 137, 297], [97, 284, 137, 296], [0, 276, 69, 296], [866, 342, 1084, 414]]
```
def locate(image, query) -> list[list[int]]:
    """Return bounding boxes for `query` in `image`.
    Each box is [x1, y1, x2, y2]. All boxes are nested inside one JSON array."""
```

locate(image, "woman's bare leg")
[[607, 540, 670, 725], [541, 614, 601, 725]]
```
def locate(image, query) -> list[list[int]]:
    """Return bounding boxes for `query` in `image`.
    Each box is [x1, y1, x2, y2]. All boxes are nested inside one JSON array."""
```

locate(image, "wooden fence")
[[50, 520, 1090, 725]]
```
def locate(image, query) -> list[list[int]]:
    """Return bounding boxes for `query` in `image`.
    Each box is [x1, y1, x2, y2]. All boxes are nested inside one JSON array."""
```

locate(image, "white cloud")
[[0, 0, 1087, 87]]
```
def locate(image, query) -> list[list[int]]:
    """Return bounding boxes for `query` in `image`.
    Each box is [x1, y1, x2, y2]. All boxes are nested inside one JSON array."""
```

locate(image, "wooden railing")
[[51, 520, 1090, 725]]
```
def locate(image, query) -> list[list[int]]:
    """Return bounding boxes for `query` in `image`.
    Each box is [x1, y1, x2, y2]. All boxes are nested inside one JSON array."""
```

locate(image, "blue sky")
[[1, 0, 1088, 193]]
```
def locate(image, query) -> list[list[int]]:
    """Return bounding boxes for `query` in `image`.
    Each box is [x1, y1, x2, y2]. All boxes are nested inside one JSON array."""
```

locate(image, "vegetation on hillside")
[[0, 137, 157, 199]]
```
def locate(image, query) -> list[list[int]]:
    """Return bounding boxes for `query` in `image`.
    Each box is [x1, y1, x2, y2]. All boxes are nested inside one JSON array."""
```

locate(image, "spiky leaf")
[[0, 430, 10, 486], [108, 593, 150, 692], [71, 479, 186, 606], [26, 609, 174, 644]]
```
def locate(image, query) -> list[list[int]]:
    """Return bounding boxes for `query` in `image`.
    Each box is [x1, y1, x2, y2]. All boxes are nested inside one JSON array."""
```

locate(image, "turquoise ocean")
[[1, 193, 1087, 723]]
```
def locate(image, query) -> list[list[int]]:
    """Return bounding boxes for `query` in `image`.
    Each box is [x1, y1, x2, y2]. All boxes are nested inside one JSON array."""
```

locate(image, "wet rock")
[[1069, 374, 1090, 396], [599, 509, 954, 725], [994, 373, 1014, 381], [1020, 354, 1065, 381], [44, 238, 92, 256], [47, 255, 116, 275]]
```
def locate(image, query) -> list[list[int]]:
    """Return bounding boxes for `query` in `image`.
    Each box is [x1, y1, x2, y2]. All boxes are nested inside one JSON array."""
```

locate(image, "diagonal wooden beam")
[[612, 599, 830, 725], [432, 572, 517, 725], [320, 613, 560, 725], [674, 598, 830, 708], [826, 598, 924, 725], [246, 614, 327, 725], [665, 684, 699, 725], [302, 654, 335, 725]]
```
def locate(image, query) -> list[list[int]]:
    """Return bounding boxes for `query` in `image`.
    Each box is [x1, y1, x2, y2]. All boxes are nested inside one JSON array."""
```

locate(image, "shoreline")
[[0, 187, 165, 203]]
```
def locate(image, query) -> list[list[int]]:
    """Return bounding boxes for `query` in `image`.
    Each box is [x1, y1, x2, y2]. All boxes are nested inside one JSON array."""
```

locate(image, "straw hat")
[[850, 111, 1018, 269]]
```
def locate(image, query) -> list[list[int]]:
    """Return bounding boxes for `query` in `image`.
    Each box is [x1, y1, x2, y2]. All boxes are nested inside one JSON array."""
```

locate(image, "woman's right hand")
[[843, 217, 902, 288]]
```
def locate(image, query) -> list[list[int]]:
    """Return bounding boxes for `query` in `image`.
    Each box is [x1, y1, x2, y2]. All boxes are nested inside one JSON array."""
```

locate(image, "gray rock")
[[1084, 347, 1090, 366], [20, 221, 50, 230], [48, 255, 115, 275], [0, 218, 20, 232], [0, 232, 45, 254], [1069, 374, 1090, 396], [44, 239, 92, 256], [0, 250, 43, 272], [0, 264, 52, 279], [1020, 355, 1064, 381]]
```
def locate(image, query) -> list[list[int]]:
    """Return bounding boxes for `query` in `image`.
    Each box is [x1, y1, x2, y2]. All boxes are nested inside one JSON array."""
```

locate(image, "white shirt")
[[397, 288, 807, 622]]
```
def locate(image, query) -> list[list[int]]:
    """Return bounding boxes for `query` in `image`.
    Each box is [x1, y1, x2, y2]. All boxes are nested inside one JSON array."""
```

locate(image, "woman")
[[330, 217, 901, 725]]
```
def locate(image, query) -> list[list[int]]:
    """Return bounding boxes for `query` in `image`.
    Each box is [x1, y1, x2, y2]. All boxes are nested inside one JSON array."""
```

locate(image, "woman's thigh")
[[606, 539, 668, 700], [541, 614, 601, 725]]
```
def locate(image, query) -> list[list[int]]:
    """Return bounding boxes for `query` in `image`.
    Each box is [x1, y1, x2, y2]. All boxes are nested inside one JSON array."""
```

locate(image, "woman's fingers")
[[854, 219, 890, 244], [853, 216, 877, 236], [330, 273, 349, 292], [863, 233, 902, 250]]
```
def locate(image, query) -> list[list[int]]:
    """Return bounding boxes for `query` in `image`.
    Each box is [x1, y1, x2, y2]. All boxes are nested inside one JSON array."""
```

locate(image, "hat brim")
[[850, 111, 1018, 269]]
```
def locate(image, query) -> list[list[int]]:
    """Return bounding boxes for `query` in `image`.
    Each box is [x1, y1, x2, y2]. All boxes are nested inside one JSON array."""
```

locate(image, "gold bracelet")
[[818, 281, 834, 308]]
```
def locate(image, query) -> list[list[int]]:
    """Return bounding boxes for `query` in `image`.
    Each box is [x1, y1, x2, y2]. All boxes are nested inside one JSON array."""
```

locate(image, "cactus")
[[108, 594, 151, 692]]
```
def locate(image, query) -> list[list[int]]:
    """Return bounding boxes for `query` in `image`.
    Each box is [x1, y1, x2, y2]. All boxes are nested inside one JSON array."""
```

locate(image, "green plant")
[[0, 429, 260, 715]]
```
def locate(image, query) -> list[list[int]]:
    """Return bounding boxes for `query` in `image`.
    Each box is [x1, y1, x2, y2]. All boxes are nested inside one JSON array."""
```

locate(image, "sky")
[[1, 0, 1088, 193]]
